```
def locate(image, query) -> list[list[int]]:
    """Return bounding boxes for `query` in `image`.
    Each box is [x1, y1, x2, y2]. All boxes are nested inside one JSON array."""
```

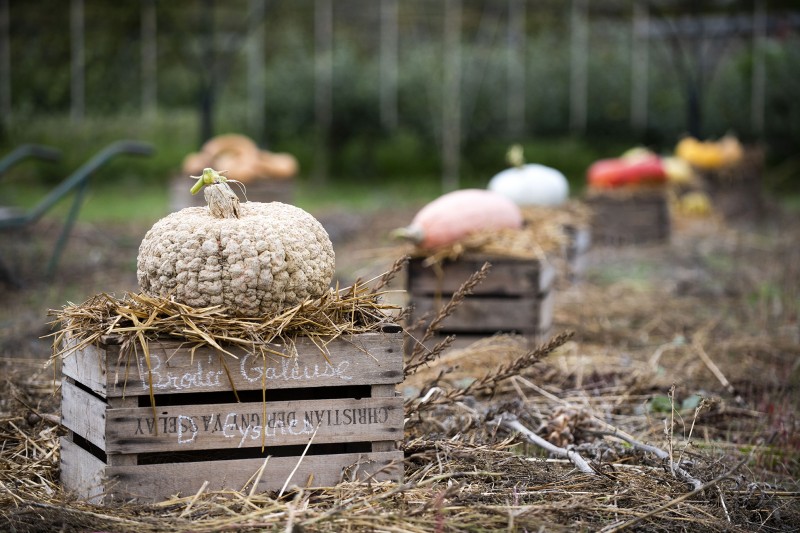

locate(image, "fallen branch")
[[594, 429, 703, 491], [499, 413, 594, 475]]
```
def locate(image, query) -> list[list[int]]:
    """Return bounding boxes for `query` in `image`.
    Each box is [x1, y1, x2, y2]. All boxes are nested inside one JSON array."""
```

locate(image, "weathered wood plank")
[[103, 450, 402, 502], [410, 292, 552, 334], [566, 226, 591, 257], [60, 436, 107, 504], [370, 384, 396, 453], [408, 255, 555, 297], [538, 290, 555, 332], [64, 332, 403, 398], [61, 337, 116, 396], [61, 380, 109, 451], [105, 396, 403, 454]]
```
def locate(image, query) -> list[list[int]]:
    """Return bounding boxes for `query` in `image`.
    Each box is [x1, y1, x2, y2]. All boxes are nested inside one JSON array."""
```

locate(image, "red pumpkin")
[[588, 155, 666, 188]]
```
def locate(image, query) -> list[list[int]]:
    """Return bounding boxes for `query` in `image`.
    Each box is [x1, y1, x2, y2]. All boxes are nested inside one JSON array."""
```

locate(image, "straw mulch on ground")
[[1, 208, 799, 532]]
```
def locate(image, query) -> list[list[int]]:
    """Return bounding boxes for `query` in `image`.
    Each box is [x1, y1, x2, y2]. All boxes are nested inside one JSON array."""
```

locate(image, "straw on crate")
[[47, 259, 406, 426], [50, 265, 404, 363]]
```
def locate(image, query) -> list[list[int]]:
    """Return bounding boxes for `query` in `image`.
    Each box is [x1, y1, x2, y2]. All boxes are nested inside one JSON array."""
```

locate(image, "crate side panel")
[[410, 295, 545, 333], [408, 256, 554, 296], [61, 339, 113, 397], [568, 226, 592, 256], [105, 396, 403, 454], [106, 450, 402, 502], [61, 380, 109, 451], [538, 290, 556, 331], [104, 332, 404, 397], [60, 436, 107, 504]]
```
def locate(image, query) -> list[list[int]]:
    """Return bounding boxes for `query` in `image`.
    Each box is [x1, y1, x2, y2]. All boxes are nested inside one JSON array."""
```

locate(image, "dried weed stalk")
[[404, 261, 492, 377], [405, 331, 573, 421]]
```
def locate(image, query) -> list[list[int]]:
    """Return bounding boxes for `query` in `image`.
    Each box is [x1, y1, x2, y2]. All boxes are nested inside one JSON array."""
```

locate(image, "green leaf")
[[681, 394, 703, 411], [648, 395, 673, 413]]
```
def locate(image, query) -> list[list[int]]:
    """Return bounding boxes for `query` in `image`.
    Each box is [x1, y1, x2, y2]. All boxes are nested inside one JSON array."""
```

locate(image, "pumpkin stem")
[[191, 167, 241, 219], [506, 144, 525, 168], [190, 167, 228, 195], [390, 226, 424, 244], [204, 182, 241, 219]]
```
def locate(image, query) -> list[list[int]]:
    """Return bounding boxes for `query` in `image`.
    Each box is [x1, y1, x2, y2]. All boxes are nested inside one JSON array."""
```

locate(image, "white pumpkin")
[[488, 163, 569, 207]]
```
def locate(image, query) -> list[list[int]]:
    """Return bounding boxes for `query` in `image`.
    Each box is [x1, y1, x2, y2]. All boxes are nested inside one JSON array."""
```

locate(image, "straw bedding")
[[1, 212, 799, 532]]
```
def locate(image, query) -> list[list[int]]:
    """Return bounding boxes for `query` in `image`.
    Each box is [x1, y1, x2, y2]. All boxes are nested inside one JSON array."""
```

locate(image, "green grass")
[[295, 177, 442, 213], [2, 175, 443, 227], [2, 182, 169, 225], [4, 111, 793, 224]]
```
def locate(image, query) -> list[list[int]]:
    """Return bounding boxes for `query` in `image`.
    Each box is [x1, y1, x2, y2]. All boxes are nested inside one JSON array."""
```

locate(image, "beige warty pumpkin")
[[137, 169, 334, 316]]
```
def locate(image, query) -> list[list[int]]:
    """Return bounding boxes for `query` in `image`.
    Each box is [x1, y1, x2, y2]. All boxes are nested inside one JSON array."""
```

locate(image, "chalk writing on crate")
[[133, 352, 354, 391], [133, 407, 391, 447]]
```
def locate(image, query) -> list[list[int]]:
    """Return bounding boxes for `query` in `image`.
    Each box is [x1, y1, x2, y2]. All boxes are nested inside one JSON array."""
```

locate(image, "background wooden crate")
[[585, 190, 670, 245], [405, 255, 555, 347], [169, 175, 295, 212], [699, 146, 765, 222], [563, 225, 592, 281], [60, 326, 404, 503]]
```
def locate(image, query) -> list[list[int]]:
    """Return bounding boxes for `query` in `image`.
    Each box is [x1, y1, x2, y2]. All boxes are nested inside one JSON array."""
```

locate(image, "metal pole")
[[314, 0, 332, 185], [0, 0, 10, 124], [751, 0, 766, 137], [380, 0, 398, 131], [569, 0, 588, 135], [442, 0, 461, 192], [631, 1, 648, 134], [507, 0, 525, 139], [248, 0, 267, 143], [71, 0, 85, 123], [141, 0, 157, 118]]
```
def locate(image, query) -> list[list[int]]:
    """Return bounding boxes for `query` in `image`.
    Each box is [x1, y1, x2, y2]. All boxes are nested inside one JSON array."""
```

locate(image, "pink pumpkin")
[[397, 189, 523, 249]]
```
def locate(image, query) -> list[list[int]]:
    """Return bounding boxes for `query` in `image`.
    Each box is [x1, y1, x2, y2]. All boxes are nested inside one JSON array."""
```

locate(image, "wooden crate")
[[60, 326, 404, 503], [563, 225, 591, 281], [585, 190, 670, 245], [699, 146, 765, 222], [406, 254, 555, 346], [169, 175, 295, 212]]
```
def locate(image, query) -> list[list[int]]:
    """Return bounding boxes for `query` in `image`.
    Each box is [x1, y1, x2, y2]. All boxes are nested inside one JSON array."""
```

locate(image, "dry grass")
[[49, 276, 401, 364], [1, 208, 799, 532]]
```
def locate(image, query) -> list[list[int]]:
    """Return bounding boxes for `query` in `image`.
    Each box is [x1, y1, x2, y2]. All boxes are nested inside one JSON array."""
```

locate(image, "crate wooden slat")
[[406, 254, 555, 345], [410, 290, 554, 334], [586, 190, 670, 245], [61, 437, 400, 504], [60, 328, 404, 503], [62, 380, 403, 454], [62, 333, 401, 398], [407, 254, 555, 296], [563, 225, 591, 281]]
